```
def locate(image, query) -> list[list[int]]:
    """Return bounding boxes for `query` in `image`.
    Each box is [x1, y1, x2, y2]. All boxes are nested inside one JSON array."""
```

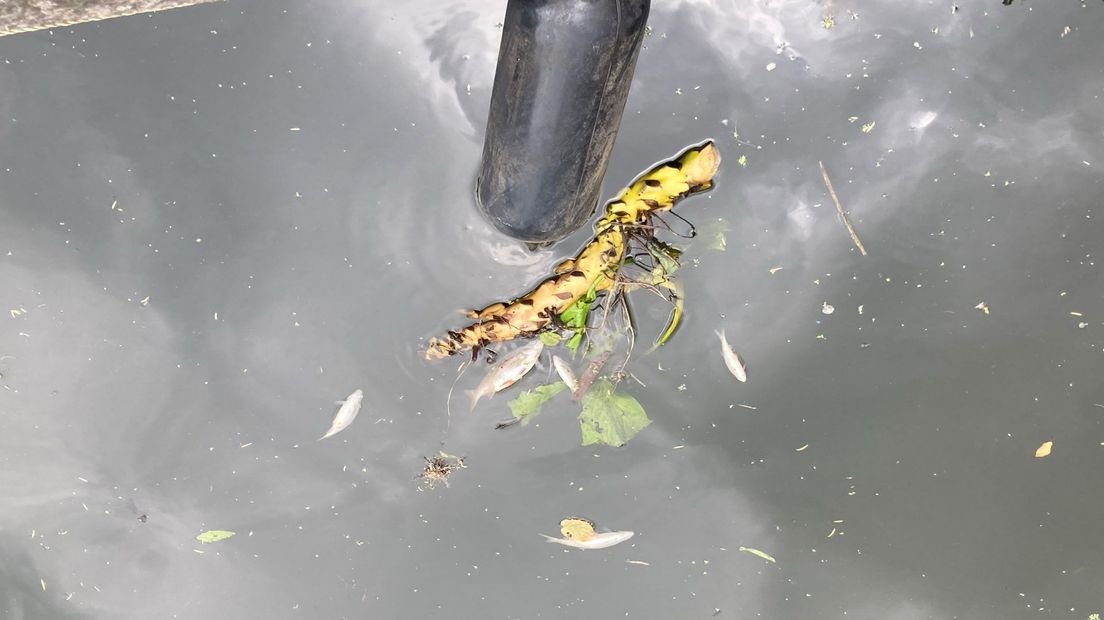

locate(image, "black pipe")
[[476, 0, 650, 245]]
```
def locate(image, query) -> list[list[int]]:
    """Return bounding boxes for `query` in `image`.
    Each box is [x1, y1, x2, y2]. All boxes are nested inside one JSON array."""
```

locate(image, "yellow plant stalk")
[[426, 141, 722, 360]]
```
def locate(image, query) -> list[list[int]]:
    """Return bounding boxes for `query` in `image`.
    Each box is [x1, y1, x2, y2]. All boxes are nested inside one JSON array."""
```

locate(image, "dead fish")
[[715, 329, 747, 382], [541, 530, 635, 550], [466, 339, 544, 412], [552, 355, 578, 392], [319, 389, 364, 440]]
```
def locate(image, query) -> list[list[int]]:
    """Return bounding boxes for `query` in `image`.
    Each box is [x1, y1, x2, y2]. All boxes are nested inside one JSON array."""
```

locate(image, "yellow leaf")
[[738, 546, 776, 563], [1034, 441, 1052, 458]]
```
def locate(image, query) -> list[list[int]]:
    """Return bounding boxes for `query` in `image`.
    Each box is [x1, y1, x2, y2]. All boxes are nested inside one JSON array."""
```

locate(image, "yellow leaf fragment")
[[768, 266, 783, 275], [1035, 441, 1052, 458], [975, 302, 989, 315], [738, 546, 776, 563]]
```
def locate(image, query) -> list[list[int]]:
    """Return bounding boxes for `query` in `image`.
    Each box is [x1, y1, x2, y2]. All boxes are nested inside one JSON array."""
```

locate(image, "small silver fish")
[[467, 339, 544, 412], [319, 389, 364, 440], [716, 329, 747, 382], [540, 530, 635, 550], [551, 355, 578, 393]]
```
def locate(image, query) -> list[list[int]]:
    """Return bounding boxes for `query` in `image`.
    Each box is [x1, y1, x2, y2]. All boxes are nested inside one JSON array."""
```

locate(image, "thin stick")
[[818, 161, 868, 256]]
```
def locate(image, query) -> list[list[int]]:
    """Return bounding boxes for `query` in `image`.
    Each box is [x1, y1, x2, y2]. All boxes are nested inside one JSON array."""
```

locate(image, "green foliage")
[[508, 383, 567, 425], [578, 379, 651, 447], [196, 530, 236, 544], [559, 278, 602, 354]]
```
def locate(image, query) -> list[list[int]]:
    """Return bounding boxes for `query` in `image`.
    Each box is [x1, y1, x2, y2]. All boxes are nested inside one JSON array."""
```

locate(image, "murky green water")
[[2, 1, 1103, 618]]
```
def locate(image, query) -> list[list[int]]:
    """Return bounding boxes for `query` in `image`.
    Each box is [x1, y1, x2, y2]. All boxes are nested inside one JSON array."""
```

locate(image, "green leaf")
[[196, 530, 236, 544], [565, 331, 584, 355], [560, 284, 598, 330], [539, 331, 562, 346], [560, 278, 603, 355], [508, 382, 567, 425], [651, 278, 684, 350], [578, 379, 651, 447]]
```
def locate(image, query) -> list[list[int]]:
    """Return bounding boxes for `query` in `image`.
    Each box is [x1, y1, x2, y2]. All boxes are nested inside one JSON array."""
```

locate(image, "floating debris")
[[552, 355, 579, 393], [1035, 441, 1053, 458], [196, 530, 236, 544], [975, 302, 990, 315], [505, 382, 566, 427], [467, 340, 544, 412], [418, 452, 466, 488], [579, 379, 651, 447], [821, 302, 835, 315], [738, 546, 776, 563], [818, 161, 868, 256], [425, 142, 721, 359], [768, 266, 783, 275], [542, 517, 634, 550], [319, 389, 364, 440], [716, 329, 748, 382]]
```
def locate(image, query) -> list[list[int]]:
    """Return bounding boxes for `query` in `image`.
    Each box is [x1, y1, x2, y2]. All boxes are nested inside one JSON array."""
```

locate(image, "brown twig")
[[573, 348, 613, 401], [818, 161, 868, 256]]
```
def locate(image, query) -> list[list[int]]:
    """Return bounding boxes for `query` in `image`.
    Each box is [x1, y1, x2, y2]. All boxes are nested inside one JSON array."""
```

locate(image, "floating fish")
[[319, 389, 364, 440], [541, 529, 634, 550], [467, 339, 544, 412], [552, 355, 579, 393], [716, 329, 747, 382], [541, 517, 634, 550]]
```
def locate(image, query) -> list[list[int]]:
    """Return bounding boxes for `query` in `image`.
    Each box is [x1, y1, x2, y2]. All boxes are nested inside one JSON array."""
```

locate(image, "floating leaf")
[[559, 279, 602, 354], [861, 121, 876, 133], [737, 154, 748, 167], [1035, 441, 1053, 458], [738, 546, 776, 563], [652, 278, 684, 349], [539, 331, 562, 347], [578, 379, 651, 447], [196, 530, 236, 544], [821, 16, 834, 29], [508, 383, 567, 425]]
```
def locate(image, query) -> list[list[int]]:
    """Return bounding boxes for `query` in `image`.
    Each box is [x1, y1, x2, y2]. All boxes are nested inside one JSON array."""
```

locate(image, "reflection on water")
[[1, 0, 1103, 618]]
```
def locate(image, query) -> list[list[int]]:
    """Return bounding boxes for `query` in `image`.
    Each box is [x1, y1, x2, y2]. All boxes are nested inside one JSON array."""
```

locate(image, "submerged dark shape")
[[477, 0, 650, 243]]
